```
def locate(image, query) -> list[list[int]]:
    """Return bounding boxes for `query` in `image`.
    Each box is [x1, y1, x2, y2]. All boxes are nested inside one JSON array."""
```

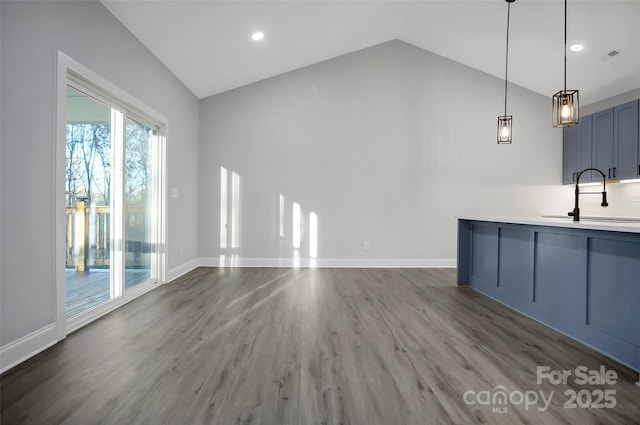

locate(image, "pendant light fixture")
[[497, 0, 515, 144], [552, 0, 579, 127]]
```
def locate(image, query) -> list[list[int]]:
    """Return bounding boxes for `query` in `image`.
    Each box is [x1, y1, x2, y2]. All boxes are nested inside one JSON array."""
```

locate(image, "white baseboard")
[[167, 257, 201, 282], [199, 256, 456, 268], [0, 323, 57, 374]]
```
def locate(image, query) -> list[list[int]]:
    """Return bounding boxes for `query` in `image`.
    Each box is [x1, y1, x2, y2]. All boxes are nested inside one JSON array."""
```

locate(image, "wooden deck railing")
[[66, 201, 110, 271], [66, 201, 149, 271]]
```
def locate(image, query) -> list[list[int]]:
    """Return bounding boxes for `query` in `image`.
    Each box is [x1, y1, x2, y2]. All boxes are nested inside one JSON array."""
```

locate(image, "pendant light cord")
[[504, 2, 511, 116], [564, 0, 567, 92]]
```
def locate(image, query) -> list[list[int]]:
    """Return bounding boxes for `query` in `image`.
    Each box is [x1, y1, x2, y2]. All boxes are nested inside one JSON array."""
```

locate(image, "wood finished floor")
[[1, 268, 639, 425]]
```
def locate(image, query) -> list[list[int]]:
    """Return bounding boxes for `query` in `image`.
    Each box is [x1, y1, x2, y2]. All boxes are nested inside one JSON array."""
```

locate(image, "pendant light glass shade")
[[552, 0, 579, 128], [497, 115, 513, 144], [497, 0, 515, 144], [552, 89, 579, 127]]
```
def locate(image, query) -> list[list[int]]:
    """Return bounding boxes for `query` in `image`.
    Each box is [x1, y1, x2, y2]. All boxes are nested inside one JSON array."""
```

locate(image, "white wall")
[[198, 40, 572, 266], [0, 1, 199, 347], [582, 88, 640, 116], [577, 183, 640, 217]]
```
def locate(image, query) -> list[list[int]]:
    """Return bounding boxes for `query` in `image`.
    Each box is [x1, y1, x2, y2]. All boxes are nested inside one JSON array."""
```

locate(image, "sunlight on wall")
[[219, 254, 239, 267], [293, 250, 300, 268], [279, 194, 285, 239], [280, 197, 319, 265], [292, 202, 301, 249], [231, 171, 241, 249], [219, 167, 228, 249], [220, 166, 241, 251], [309, 212, 318, 258]]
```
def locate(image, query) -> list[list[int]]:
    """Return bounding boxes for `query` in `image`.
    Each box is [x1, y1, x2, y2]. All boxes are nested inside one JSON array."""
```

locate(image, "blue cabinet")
[[563, 99, 640, 183], [562, 125, 579, 184], [614, 100, 639, 180], [562, 114, 593, 184], [579, 115, 594, 182], [593, 108, 614, 178], [591, 100, 639, 180], [458, 219, 640, 372]]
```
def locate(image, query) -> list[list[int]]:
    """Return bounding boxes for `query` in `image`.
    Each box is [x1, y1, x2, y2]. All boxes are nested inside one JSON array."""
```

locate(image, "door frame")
[[55, 51, 167, 340]]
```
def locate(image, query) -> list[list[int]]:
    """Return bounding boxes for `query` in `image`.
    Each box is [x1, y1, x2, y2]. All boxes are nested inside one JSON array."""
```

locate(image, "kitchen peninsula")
[[457, 217, 640, 383]]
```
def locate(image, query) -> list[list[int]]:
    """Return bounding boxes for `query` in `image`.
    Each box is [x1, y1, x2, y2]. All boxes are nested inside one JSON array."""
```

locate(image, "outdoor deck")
[[66, 269, 148, 318]]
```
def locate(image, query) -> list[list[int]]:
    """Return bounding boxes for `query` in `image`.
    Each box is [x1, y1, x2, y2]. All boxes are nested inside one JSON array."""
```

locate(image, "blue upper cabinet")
[[614, 100, 639, 180], [568, 99, 640, 184], [592, 108, 614, 179], [562, 114, 593, 184], [579, 114, 594, 182], [562, 125, 579, 184]]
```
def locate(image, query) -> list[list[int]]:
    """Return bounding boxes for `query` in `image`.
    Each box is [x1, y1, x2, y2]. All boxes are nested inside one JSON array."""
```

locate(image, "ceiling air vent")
[[607, 50, 620, 57]]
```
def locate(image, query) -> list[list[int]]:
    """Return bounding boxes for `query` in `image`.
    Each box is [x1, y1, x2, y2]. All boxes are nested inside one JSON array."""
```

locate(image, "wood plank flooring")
[[1, 268, 639, 424]]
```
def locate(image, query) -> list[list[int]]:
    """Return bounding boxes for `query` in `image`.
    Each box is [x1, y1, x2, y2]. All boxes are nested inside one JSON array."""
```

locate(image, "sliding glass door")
[[64, 80, 162, 319], [124, 117, 155, 290]]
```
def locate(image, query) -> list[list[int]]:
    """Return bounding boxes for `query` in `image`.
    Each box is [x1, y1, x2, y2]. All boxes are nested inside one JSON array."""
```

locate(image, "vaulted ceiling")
[[102, 1, 640, 104]]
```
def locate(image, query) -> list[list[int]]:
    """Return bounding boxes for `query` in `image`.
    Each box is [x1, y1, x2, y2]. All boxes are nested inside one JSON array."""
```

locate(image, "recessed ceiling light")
[[569, 43, 584, 53], [251, 32, 264, 41]]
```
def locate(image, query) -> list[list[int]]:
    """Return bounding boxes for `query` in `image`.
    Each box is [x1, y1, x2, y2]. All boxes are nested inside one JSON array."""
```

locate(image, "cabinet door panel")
[[563, 126, 579, 184], [578, 115, 593, 182], [535, 232, 585, 324], [588, 238, 640, 346], [592, 108, 614, 178], [470, 224, 498, 293], [498, 227, 534, 308], [614, 100, 639, 180]]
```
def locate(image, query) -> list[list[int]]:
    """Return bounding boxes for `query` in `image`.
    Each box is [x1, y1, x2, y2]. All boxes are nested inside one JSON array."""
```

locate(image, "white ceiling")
[[101, 1, 640, 104]]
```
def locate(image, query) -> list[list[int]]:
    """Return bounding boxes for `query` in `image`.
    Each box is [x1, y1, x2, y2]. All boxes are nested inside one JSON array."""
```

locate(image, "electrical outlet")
[[179, 245, 184, 255], [364, 241, 372, 250]]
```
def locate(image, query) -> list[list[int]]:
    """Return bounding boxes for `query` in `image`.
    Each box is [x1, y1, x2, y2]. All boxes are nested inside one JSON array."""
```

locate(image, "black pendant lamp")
[[497, 0, 515, 144], [552, 0, 579, 127]]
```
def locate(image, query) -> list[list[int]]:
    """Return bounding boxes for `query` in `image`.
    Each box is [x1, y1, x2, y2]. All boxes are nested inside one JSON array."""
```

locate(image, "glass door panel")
[[65, 86, 113, 318], [124, 118, 155, 290]]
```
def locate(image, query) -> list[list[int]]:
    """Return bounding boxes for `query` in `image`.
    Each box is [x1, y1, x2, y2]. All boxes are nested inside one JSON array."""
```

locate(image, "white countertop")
[[458, 216, 640, 234]]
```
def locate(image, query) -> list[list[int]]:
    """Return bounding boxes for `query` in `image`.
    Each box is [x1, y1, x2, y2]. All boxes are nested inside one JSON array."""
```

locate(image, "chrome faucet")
[[568, 167, 608, 222]]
